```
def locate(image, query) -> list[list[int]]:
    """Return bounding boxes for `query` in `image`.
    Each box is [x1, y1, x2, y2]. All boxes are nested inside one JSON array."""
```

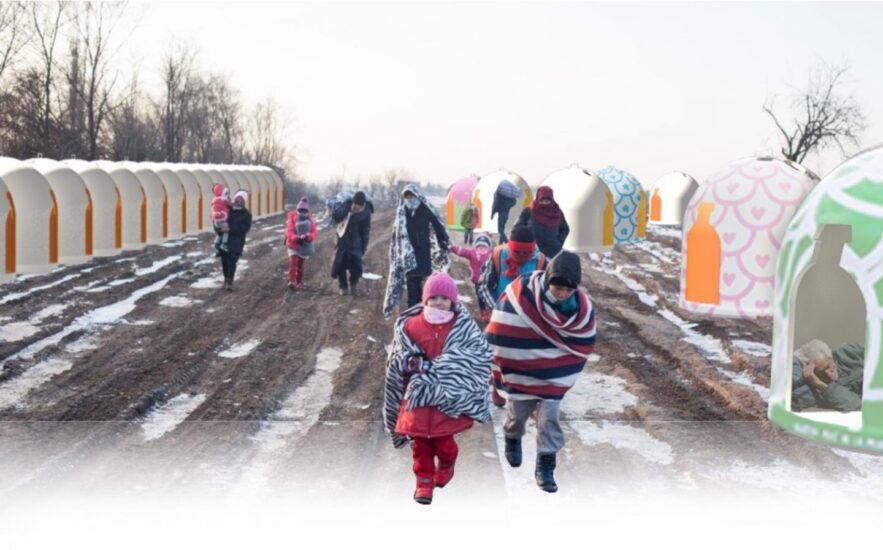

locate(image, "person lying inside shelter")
[[790, 339, 864, 412]]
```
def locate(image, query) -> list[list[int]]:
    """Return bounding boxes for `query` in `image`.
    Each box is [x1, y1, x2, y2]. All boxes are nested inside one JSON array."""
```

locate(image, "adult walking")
[[220, 190, 252, 291], [331, 191, 372, 296], [485, 251, 596, 493], [514, 185, 570, 258], [383, 185, 450, 318], [491, 182, 518, 245]]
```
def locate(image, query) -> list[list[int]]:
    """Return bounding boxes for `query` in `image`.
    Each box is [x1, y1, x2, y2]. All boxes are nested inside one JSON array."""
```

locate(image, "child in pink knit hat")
[[383, 270, 492, 506], [285, 197, 317, 289]]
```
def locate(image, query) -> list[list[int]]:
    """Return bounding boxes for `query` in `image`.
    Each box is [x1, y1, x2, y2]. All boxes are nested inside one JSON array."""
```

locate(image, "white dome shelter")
[[537, 165, 615, 253], [0, 160, 55, 274], [596, 166, 648, 244], [62, 160, 129, 256], [0, 177, 13, 281], [182, 166, 214, 230], [208, 167, 242, 201], [252, 168, 276, 214], [680, 156, 817, 319], [648, 172, 699, 226], [145, 165, 186, 239], [93, 162, 147, 250], [243, 167, 270, 217], [153, 165, 198, 235], [123, 164, 168, 244], [168, 166, 206, 232], [26, 159, 94, 262], [260, 167, 284, 211], [473, 170, 532, 237]]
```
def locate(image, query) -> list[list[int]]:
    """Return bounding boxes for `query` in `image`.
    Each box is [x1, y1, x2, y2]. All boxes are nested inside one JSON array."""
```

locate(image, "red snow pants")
[[411, 435, 458, 480], [288, 255, 305, 284]]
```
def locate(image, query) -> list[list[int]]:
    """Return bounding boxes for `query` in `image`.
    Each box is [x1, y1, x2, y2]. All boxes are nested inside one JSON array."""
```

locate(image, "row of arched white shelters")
[[0, 159, 285, 282]]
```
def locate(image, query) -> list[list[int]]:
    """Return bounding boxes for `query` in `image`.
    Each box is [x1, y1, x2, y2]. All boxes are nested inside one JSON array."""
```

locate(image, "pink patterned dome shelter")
[[679, 157, 818, 319], [445, 175, 479, 229]]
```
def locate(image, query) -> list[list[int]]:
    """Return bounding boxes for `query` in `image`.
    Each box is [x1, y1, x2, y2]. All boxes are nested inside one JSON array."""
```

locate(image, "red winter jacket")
[[286, 211, 318, 251], [395, 312, 475, 438]]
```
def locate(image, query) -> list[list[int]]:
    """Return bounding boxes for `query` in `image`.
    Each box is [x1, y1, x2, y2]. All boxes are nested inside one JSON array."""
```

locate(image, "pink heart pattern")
[[751, 207, 765, 219], [726, 183, 739, 194], [756, 254, 770, 268], [723, 232, 736, 245], [723, 273, 736, 286], [755, 299, 770, 310]]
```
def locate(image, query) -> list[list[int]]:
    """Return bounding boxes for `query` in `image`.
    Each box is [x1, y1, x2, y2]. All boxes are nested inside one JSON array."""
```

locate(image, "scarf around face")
[[504, 240, 536, 278], [531, 186, 563, 227]]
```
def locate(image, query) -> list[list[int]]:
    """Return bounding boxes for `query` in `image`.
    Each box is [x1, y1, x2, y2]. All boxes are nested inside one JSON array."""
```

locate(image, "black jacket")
[[491, 192, 517, 218], [514, 207, 570, 258], [333, 200, 372, 256], [406, 202, 449, 276], [226, 207, 252, 256]]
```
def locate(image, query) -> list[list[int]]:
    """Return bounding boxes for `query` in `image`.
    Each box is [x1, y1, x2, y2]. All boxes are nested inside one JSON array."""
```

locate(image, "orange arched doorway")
[[49, 189, 59, 263], [198, 191, 204, 230], [115, 187, 123, 249], [265, 188, 269, 215], [181, 194, 187, 234], [84, 187, 94, 255], [140, 188, 147, 243], [162, 189, 169, 238], [5, 192, 15, 273]]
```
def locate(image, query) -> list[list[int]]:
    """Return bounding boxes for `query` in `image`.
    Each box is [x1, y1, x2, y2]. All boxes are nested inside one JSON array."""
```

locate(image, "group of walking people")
[[381, 184, 591, 506], [211, 178, 589, 506]]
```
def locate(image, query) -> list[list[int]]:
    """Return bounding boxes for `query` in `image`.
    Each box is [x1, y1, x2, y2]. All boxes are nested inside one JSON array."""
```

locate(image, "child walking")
[[449, 231, 493, 312], [286, 197, 318, 290], [460, 203, 479, 244], [383, 272, 492, 505], [211, 183, 230, 254]]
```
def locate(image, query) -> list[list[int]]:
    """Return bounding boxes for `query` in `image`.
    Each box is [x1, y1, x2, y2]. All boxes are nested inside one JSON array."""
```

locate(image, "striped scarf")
[[486, 271, 596, 400], [383, 303, 493, 447]]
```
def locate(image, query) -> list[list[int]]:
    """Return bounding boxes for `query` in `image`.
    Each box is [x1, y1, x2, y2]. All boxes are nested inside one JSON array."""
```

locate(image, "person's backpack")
[[491, 246, 546, 276], [295, 215, 315, 256], [496, 180, 522, 199]]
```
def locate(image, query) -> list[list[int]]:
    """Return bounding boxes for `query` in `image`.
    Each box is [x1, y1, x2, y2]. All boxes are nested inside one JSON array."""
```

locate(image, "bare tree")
[[107, 75, 160, 161], [157, 43, 196, 162], [187, 73, 243, 163], [764, 62, 866, 164], [29, 1, 68, 156], [0, 1, 28, 81], [246, 97, 294, 173], [66, 1, 127, 160]]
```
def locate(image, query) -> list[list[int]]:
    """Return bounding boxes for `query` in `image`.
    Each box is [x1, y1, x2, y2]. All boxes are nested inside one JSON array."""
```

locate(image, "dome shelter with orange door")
[[769, 145, 883, 453], [146, 164, 187, 239], [236, 167, 265, 218], [247, 166, 272, 217], [260, 167, 284, 211], [648, 172, 699, 226], [445, 175, 479, 230], [205, 167, 241, 202], [596, 166, 648, 245], [167, 166, 207, 232], [62, 160, 130, 256], [0, 176, 13, 282], [184, 166, 216, 226], [25, 158, 94, 263], [472, 170, 532, 236], [537, 164, 615, 253], [93, 162, 148, 250], [154, 164, 199, 235], [0, 160, 55, 275], [122, 163, 168, 244], [679, 156, 817, 319]]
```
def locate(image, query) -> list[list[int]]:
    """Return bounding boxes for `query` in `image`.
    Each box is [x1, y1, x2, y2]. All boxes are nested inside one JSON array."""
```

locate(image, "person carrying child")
[[383, 272, 492, 505], [460, 203, 479, 245], [485, 251, 596, 493], [449, 231, 493, 312], [211, 183, 231, 254], [286, 197, 318, 290]]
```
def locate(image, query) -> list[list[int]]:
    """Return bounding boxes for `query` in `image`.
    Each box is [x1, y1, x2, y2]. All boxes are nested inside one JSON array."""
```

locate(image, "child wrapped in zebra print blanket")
[[382, 271, 492, 505]]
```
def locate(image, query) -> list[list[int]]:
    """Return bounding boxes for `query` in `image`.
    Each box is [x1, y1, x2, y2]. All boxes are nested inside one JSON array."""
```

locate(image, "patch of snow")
[[657, 308, 731, 364], [109, 278, 136, 287], [159, 296, 200, 308], [482, 451, 497, 459], [610, 267, 658, 308], [732, 339, 773, 357], [160, 241, 187, 248], [127, 319, 155, 326], [587, 353, 601, 363], [219, 339, 261, 358], [638, 263, 664, 274], [186, 251, 203, 257], [141, 393, 207, 441], [134, 255, 182, 276], [0, 359, 74, 410], [361, 272, 382, 281], [647, 226, 683, 240], [0, 274, 82, 305], [191, 275, 223, 289], [563, 372, 639, 416], [31, 304, 71, 322], [367, 336, 377, 343], [84, 285, 111, 293], [796, 411, 863, 431], [349, 309, 360, 314], [65, 336, 100, 353], [569, 420, 674, 465], [0, 322, 40, 343], [194, 258, 216, 266], [0, 273, 180, 367]]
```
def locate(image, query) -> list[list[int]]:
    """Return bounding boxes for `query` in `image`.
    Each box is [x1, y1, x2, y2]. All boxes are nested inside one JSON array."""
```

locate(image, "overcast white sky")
[[126, 1, 883, 186]]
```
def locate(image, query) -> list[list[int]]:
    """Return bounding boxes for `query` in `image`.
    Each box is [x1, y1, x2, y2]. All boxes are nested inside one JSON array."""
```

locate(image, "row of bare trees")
[[0, 1, 294, 179]]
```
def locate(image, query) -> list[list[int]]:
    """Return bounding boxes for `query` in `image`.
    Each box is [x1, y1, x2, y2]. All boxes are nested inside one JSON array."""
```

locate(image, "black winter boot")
[[535, 453, 558, 493], [504, 438, 522, 468]]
